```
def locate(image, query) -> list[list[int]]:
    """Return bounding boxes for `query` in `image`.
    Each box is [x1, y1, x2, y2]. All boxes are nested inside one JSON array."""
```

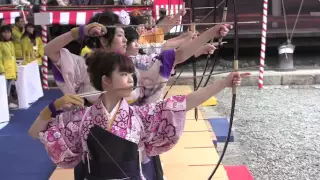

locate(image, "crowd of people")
[[0, 16, 44, 109]]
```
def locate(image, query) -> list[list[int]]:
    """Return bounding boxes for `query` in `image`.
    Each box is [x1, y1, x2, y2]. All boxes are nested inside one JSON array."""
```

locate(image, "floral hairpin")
[[118, 10, 130, 25]]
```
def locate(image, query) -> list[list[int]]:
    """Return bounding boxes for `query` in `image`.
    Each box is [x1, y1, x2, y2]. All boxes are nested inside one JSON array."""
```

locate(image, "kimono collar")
[[95, 98, 130, 119]]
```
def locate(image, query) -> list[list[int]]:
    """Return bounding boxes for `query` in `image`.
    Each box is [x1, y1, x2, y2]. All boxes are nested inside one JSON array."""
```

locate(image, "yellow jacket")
[[80, 46, 92, 57], [21, 36, 44, 65], [12, 25, 24, 59], [0, 41, 17, 79], [0, 50, 4, 74]]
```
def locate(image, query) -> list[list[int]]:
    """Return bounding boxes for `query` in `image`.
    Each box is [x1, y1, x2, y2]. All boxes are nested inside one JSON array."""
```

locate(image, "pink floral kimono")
[[51, 48, 175, 104], [39, 95, 186, 180]]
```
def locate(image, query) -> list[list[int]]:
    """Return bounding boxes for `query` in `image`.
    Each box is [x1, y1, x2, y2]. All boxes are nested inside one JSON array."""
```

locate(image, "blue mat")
[[0, 90, 63, 180], [208, 118, 234, 142]]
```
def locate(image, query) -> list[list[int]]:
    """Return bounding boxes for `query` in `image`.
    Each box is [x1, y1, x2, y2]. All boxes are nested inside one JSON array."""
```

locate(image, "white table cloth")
[[0, 75, 9, 123], [15, 60, 44, 109]]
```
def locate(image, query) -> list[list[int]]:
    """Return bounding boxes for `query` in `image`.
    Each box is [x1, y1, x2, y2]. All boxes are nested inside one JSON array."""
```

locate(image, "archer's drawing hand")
[[54, 95, 84, 110], [224, 72, 251, 87], [211, 24, 233, 38], [201, 43, 216, 55], [85, 22, 107, 37], [193, 43, 217, 58]]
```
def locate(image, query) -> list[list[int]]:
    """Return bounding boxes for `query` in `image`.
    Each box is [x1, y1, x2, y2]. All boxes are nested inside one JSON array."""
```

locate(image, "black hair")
[[22, 23, 40, 45], [130, 15, 145, 26], [32, 5, 40, 13], [0, 25, 13, 41], [124, 27, 139, 45], [15, 16, 22, 23], [85, 10, 121, 49], [85, 50, 135, 91]]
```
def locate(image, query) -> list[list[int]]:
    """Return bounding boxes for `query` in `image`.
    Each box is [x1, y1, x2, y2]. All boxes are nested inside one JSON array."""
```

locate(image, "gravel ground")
[[210, 86, 320, 180]]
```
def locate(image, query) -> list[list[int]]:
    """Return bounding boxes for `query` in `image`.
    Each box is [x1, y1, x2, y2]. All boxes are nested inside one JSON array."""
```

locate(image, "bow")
[[207, 0, 238, 179]]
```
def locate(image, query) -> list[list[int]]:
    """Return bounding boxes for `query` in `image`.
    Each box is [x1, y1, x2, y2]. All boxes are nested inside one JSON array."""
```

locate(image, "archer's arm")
[[157, 8, 186, 34], [174, 24, 230, 65], [161, 31, 197, 51]]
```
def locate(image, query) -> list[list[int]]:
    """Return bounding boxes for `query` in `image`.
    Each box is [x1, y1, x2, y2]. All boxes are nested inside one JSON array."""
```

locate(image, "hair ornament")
[[118, 10, 130, 25]]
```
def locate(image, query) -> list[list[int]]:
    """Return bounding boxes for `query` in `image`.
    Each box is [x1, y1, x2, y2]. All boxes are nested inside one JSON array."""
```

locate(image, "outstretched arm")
[[185, 72, 250, 111], [174, 24, 231, 65], [161, 31, 197, 51], [157, 8, 186, 34], [193, 42, 227, 58]]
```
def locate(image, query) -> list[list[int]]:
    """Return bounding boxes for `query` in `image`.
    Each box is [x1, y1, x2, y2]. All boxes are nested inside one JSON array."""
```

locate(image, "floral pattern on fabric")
[[133, 95, 187, 156], [39, 96, 186, 169], [38, 108, 86, 168]]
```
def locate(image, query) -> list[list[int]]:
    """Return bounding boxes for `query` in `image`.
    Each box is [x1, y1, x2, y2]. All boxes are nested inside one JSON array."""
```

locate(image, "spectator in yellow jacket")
[[21, 23, 44, 65], [0, 25, 18, 109], [80, 45, 91, 57], [12, 16, 25, 59]]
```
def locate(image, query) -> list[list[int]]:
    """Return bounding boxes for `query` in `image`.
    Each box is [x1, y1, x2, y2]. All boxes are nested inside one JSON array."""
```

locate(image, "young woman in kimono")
[[124, 27, 217, 105], [124, 26, 217, 180], [46, 10, 231, 179], [28, 50, 249, 180]]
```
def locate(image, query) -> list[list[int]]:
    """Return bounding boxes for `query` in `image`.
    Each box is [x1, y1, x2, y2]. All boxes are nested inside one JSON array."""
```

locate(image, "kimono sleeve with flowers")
[[132, 95, 187, 156], [38, 108, 86, 168]]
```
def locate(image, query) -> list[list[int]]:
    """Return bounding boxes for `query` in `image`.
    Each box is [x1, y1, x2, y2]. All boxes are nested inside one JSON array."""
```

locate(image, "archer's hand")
[[85, 23, 107, 37], [211, 24, 233, 38], [224, 72, 251, 87], [70, 22, 107, 39], [54, 95, 84, 110], [200, 44, 216, 55]]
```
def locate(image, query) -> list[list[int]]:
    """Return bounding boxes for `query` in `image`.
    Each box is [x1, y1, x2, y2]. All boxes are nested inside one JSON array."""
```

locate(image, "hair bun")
[[85, 49, 102, 71]]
